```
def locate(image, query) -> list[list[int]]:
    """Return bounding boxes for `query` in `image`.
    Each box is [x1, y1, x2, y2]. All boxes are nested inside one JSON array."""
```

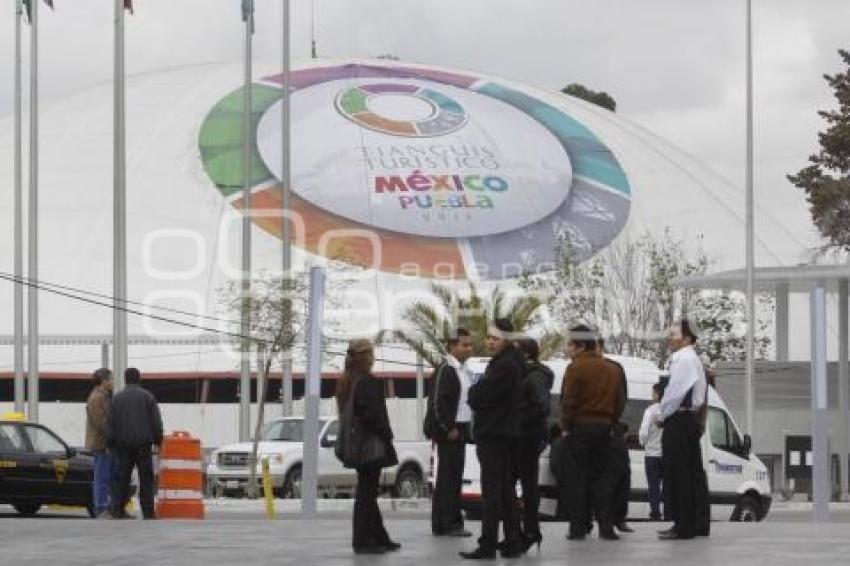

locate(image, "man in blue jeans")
[[85, 368, 114, 518]]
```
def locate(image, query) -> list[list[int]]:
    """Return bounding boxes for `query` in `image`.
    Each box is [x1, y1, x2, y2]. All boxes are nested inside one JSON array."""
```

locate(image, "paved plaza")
[[2, 502, 848, 566]]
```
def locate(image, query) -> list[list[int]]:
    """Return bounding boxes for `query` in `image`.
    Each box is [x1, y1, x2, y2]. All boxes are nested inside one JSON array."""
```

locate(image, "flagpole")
[[239, 5, 254, 442], [310, 0, 317, 59], [113, 0, 128, 390], [27, 0, 40, 422], [281, 0, 293, 417], [13, 0, 25, 414], [745, 0, 756, 437]]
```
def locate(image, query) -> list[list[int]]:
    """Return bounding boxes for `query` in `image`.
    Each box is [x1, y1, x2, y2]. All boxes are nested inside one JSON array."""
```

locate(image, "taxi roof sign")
[[1, 412, 27, 422]]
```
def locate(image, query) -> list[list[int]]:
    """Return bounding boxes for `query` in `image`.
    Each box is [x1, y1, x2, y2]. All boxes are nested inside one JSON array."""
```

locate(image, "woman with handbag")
[[334, 338, 401, 555]]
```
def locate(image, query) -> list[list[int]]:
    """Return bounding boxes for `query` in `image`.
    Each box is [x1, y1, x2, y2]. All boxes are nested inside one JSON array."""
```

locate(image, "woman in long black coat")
[[335, 338, 400, 555]]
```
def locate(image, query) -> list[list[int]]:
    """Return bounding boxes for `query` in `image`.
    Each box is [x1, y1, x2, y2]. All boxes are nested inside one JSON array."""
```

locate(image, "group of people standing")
[[84, 367, 164, 520], [334, 317, 712, 557]]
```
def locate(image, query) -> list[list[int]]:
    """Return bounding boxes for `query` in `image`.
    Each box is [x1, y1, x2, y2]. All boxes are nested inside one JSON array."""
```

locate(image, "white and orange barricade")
[[156, 431, 205, 519]]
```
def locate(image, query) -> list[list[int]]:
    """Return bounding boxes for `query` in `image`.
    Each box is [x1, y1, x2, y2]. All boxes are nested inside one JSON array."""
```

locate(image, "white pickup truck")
[[207, 417, 431, 499]]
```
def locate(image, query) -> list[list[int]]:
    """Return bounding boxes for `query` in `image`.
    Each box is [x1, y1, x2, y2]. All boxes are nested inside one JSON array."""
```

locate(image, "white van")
[[457, 356, 772, 522]]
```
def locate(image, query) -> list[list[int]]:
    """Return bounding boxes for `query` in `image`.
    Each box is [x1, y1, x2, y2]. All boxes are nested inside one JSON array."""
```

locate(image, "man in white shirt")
[[428, 329, 475, 538], [639, 383, 666, 521], [656, 320, 710, 540]]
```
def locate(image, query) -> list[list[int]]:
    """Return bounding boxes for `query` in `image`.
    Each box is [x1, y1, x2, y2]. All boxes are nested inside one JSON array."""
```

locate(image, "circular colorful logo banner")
[[199, 61, 631, 280]]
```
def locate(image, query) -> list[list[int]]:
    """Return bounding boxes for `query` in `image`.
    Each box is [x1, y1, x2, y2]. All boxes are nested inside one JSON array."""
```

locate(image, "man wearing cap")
[[560, 325, 624, 541]]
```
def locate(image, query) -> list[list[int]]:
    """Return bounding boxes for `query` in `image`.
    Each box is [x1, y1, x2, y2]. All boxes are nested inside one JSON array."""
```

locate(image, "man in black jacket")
[[429, 328, 475, 538], [460, 319, 524, 560], [109, 367, 163, 520]]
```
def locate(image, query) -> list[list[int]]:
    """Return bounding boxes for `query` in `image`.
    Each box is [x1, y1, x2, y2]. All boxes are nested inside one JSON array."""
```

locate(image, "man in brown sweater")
[[85, 368, 114, 518], [559, 325, 624, 541]]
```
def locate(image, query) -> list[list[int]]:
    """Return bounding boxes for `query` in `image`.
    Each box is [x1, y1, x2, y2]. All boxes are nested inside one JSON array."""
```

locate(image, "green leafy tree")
[[788, 49, 850, 251], [382, 282, 562, 369], [561, 83, 617, 112]]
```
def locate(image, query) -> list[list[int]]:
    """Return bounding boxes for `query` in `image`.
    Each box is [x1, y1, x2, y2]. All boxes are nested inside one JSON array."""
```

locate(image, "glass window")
[[0, 424, 27, 453], [707, 408, 744, 453], [24, 426, 67, 454], [262, 420, 304, 442], [620, 399, 652, 449], [323, 421, 339, 442]]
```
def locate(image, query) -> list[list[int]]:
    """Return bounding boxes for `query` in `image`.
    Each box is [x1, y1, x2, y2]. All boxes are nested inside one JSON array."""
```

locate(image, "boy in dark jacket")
[[460, 319, 524, 560]]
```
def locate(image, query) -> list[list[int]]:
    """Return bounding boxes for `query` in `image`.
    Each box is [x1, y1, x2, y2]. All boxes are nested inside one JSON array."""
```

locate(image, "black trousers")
[[431, 427, 468, 534], [644, 456, 666, 519], [477, 438, 520, 552], [608, 438, 631, 526], [112, 444, 155, 519], [662, 412, 709, 538], [353, 464, 391, 549], [565, 424, 614, 532], [513, 433, 546, 539]]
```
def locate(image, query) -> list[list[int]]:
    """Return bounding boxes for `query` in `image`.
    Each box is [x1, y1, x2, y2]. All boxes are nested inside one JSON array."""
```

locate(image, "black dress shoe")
[[599, 528, 620, 541], [459, 548, 497, 560], [445, 528, 473, 538], [615, 522, 635, 533], [500, 545, 525, 559], [521, 533, 543, 552], [383, 540, 402, 552], [657, 526, 677, 535], [353, 546, 387, 555]]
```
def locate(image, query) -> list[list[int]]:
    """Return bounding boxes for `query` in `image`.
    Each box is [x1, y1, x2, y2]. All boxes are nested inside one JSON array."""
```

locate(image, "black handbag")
[[335, 377, 388, 469]]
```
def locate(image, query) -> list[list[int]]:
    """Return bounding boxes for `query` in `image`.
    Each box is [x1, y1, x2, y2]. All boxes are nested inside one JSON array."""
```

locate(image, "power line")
[[0, 273, 423, 369]]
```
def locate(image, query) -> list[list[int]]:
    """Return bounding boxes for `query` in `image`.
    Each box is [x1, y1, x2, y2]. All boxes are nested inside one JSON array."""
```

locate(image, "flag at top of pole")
[[22, 0, 53, 23], [124, 0, 134, 14], [242, 0, 255, 33]]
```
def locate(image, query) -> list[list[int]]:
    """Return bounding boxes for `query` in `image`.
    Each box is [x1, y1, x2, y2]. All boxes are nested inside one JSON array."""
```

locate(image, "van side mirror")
[[742, 434, 752, 456], [321, 434, 337, 448], [66, 446, 77, 459]]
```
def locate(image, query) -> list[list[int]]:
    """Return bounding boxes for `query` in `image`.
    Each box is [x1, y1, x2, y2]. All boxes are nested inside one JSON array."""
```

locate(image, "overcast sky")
[[1, 0, 848, 257]]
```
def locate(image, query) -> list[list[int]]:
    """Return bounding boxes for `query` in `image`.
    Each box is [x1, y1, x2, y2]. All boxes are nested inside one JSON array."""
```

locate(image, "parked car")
[[207, 417, 431, 499], [454, 356, 773, 522], [0, 413, 96, 517]]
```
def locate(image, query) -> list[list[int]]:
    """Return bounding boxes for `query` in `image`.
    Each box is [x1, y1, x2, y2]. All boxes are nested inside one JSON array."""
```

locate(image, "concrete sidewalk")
[[1, 515, 847, 566]]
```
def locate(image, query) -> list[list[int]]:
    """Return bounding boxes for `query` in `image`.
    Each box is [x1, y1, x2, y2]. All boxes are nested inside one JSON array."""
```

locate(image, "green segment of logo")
[[198, 84, 280, 197]]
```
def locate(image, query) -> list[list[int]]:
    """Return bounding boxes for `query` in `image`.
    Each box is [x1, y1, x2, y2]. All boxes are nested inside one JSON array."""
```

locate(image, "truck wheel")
[[13, 502, 41, 516], [283, 465, 302, 499], [393, 467, 423, 499], [731, 495, 760, 522]]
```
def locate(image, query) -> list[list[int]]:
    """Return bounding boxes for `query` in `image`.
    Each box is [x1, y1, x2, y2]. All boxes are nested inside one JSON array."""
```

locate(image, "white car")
[[457, 356, 772, 522], [207, 417, 430, 499]]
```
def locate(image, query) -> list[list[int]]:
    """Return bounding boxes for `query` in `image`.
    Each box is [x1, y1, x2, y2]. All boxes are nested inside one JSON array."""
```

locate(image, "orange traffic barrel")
[[156, 431, 205, 519]]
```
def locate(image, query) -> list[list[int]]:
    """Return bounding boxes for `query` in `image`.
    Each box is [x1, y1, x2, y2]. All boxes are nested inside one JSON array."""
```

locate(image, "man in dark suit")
[[429, 328, 475, 538], [460, 319, 525, 560]]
